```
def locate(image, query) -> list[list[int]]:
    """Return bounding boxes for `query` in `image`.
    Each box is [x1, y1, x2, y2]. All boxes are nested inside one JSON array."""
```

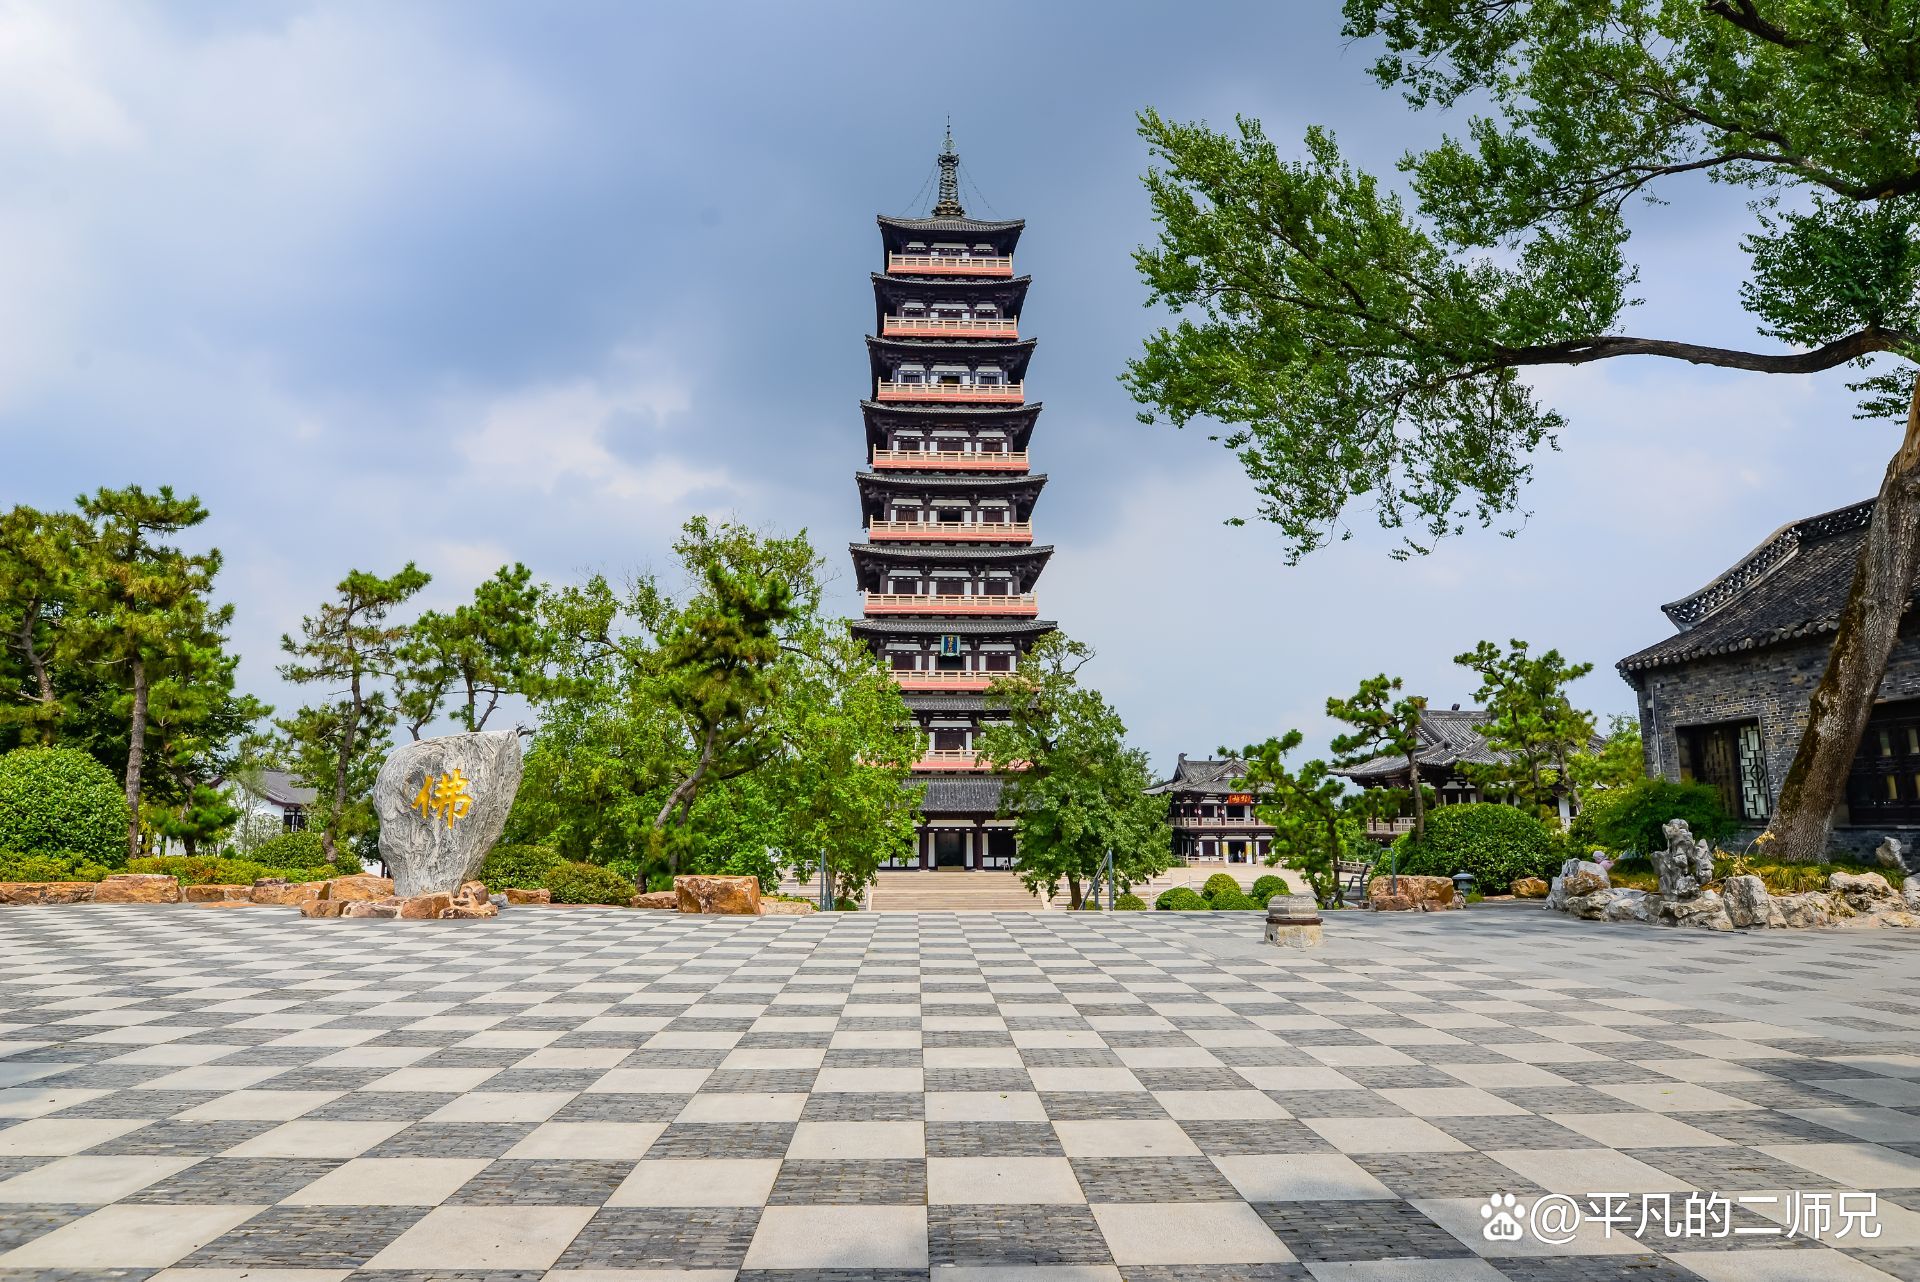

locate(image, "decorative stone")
[[250, 879, 323, 906], [760, 899, 816, 915], [1546, 859, 1608, 910], [1603, 888, 1651, 922], [1654, 820, 1716, 900], [299, 899, 346, 918], [1366, 874, 1456, 911], [184, 884, 253, 903], [630, 891, 678, 909], [1511, 877, 1549, 899], [397, 892, 452, 920], [320, 874, 395, 902], [443, 880, 499, 919], [375, 730, 524, 898], [1564, 866, 1611, 898], [92, 874, 181, 904], [1777, 891, 1835, 929], [0, 882, 96, 905], [1655, 888, 1733, 931], [1830, 871, 1896, 911], [1903, 881, 1920, 913], [1723, 874, 1785, 929], [1564, 890, 1615, 920], [1876, 836, 1907, 869], [504, 888, 551, 905], [1370, 892, 1413, 912], [675, 874, 762, 915], [340, 900, 398, 919]]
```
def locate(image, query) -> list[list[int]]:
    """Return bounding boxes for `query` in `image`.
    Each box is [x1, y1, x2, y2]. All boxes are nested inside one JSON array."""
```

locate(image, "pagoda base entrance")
[[933, 832, 966, 868]]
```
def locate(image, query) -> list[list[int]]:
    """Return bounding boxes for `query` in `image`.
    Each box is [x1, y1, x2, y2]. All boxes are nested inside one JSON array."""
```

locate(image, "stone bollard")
[[1264, 893, 1324, 949]]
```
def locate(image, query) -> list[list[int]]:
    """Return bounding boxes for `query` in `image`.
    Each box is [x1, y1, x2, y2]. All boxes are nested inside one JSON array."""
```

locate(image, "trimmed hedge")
[[0, 748, 130, 867], [478, 844, 564, 890], [1155, 886, 1207, 911], [128, 855, 337, 886], [1391, 804, 1559, 889], [1201, 872, 1241, 901], [251, 831, 363, 874], [1567, 779, 1735, 856], [1209, 888, 1258, 910], [0, 850, 112, 882], [1114, 892, 1147, 911], [545, 860, 635, 905]]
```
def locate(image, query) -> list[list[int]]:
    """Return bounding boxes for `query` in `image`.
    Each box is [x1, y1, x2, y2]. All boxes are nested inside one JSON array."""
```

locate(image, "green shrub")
[[1250, 874, 1286, 901], [0, 748, 130, 868], [1209, 888, 1258, 910], [251, 831, 363, 874], [478, 843, 563, 890], [128, 855, 341, 885], [1391, 804, 1559, 889], [1568, 779, 1734, 856], [544, 860, 635, 905], [721, 846, 780, 894], [1201, 872, 1241, 901], [1114, 892, 1147, 910], [1155, 886, 1207, 911], [0, 850, 111, 882]]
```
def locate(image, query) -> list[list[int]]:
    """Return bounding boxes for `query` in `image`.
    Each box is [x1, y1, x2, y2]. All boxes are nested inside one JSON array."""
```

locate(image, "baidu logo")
[[1480, 1193, 1525, 1242]]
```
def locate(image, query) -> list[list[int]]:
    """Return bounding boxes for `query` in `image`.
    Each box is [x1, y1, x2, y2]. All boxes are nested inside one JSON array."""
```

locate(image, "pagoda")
[[850, 130, 1056, 871]]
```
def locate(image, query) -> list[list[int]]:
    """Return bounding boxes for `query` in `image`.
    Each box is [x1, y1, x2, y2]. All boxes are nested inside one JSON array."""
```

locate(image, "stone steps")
[[867, 871, 1048, 912]]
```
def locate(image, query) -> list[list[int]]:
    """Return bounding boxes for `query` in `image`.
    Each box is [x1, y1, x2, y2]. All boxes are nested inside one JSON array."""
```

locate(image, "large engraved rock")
[[1654, 820, 1716, 899], [376, 731, 523, 897]]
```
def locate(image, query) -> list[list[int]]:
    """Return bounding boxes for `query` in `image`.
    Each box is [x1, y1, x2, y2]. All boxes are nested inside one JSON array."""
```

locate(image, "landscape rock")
[[1564, 890, 1615, 920], [1510, 877, 1549, 899], [443, 880, 499, 919], [396, 892, 452, 920], [1830, 871, 1896, 912], [1547, 860, 1609, 910], [250, 880, 323, 906], [1655, 820, 1716, 900], [1904, 880, 1920, 913], [630, 891, 678, 909], [0, 882, 97, 905], [1876, 836, 1907, 870], [1723, 874, 1786, 929], [1841, 908, 1920, 929], [504, 888, 551, 905], [760, 899, 816, 915], [1564, 865, 1611, 898], [320, 874, 395, 902], [675, 874, 762, 915], [91, 874, 181, 904], [340, 900, 399, 919], [299, 899, 346, 918], [1367, 874, 1456, 911], [375, 730, 524, 897], [1603, 888, 1651, 922], [1370, 892, 1414, 912], [1654, 888, 1733, 931], [1776, 891, 1835, 929], [184, 884, 253, 903]]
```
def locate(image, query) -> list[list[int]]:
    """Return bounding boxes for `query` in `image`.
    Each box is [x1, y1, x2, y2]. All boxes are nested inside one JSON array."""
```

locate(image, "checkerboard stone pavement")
[[2, 904, 1920, 1281]]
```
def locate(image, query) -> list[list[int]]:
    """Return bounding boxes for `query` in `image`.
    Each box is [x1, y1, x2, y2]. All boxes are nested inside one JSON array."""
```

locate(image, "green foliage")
[[397, 563, 549, 737], [1567, 778, 1734, 856], [1114, 892, 1148, 911], [126, 855, 334, 885], [1569, 714, 1646, 794], [1201, 872, 1241, 901], [1391, 803, 1559, 887], [1234, 731, 1375, 908], [1209, 887, 1258, 910], [1155, 886, 1207, 911], [979, 633, 1173, 908], [1250, 874, 1286, 902], [0, 850, 111, 881], [1327, 674, 1431, 839], [478, 843, 564, 890], [544, 860, 635, 905], [0, 747, 131, 867], [249, 831, 361, 874], [1453, 640, 1595, 817]]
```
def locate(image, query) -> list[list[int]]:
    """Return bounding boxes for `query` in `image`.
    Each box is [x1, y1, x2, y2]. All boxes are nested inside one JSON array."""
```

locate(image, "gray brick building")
[[1618, 498, 1920, 858]]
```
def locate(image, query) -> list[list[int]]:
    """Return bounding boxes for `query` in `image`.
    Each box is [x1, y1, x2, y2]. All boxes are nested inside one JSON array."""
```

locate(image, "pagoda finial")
[[933, 119, 965, 218]]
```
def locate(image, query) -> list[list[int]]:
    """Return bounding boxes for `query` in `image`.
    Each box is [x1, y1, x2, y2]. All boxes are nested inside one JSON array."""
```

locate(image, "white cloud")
[[0, 2, 139, 152]]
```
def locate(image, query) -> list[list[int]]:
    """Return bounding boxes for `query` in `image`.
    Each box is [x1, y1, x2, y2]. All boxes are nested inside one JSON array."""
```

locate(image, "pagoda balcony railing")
[[912, 749, 992, 771], [871, 448, 1028, 472], [876, 380, 1024, 404], [891, 669, 1003, 691], [1364, 818, 1417, 838], [864, 592, 1038, 616], [887, 252, 1013, 277], [881, 315, 1019, 338], [1172, 815, 1271, 828], [868, 520, 1033, 543]]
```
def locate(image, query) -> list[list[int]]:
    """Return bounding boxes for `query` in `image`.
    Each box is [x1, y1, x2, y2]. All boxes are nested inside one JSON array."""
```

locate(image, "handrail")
[[875, 381, 1024, 403], [871, 449, 1028, 470], [882, 315, 1018, 336], [863, 592, 1038, 614], [891, 670, 1001, 689], [887, 253, 1013, 276], [868, 520, 1033, 542]]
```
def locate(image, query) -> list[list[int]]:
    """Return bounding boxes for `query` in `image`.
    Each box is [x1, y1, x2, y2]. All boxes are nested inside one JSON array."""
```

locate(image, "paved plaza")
[[1, 904, 1920, 1280]]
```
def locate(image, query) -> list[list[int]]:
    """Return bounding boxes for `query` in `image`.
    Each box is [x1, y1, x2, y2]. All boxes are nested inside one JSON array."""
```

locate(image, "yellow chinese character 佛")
[[410, 769, 475, 829]]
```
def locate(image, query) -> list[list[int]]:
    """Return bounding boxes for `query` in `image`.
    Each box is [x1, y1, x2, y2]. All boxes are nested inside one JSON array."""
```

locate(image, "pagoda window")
[[932, 729, 968, 752], [890, 654, 917, 671], [982, 654, 1013, 672]]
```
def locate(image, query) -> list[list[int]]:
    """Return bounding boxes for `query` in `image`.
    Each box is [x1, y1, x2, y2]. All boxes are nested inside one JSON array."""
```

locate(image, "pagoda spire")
[[932, 120, 965, 218]]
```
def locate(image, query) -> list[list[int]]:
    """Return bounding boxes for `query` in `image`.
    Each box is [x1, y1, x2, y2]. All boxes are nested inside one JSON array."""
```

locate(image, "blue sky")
[[0, 1, 1897, 771]]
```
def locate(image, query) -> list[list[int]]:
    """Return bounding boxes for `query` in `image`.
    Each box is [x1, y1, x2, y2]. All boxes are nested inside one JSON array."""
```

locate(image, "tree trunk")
[[124, 657, 148, 864], [1067, 873, 1082, 910], [325, 676, 362, 865], [1771, 381, 1920, 862], [1404, 753, 1427, 843]]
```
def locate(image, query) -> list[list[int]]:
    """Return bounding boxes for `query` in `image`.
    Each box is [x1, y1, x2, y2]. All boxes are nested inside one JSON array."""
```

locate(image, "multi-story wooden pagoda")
[[850, 131, 1056, 870]]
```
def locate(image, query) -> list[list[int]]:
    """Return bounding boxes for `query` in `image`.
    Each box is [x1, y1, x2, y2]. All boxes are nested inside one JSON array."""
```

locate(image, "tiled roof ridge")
[[1661, 498, 1875, 631]]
